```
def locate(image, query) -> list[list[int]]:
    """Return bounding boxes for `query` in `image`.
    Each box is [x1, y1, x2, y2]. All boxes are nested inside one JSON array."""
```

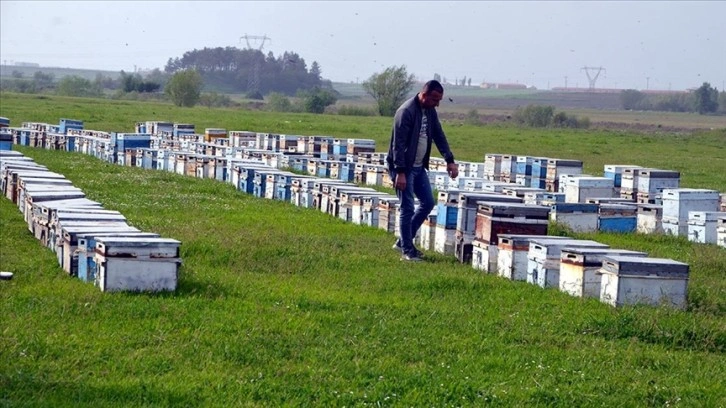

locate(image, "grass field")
[[1, 93, 725, 406]]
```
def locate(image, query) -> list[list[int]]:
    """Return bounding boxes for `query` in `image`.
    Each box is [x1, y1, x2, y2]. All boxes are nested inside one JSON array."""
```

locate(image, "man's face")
[[420, 90, 443, 109]]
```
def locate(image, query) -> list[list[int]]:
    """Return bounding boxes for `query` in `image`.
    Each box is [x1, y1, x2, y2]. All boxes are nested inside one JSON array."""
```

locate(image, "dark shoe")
[[393, 241, 424, 258], [400, 253, 424, 262]]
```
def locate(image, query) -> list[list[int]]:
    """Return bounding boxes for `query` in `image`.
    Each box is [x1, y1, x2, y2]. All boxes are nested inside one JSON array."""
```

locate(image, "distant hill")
[[0, 64, 122, 81]]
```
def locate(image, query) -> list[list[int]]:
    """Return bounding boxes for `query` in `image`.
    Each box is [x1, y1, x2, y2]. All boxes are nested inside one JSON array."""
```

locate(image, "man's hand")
[[395, 172, 407, 190], [447, 163, 459, 180]]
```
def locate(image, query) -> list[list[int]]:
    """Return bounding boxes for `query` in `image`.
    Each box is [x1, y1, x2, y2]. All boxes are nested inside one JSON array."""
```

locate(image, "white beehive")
[[471, 239, 498, 273], [599, 256, 689, 309], [527, 238, 610, 288], [495, 235, 568, 281], [564, 176, 615, 203], [559, 248, 647, 298], [637, 204, 663, 234], [94, 237, 182, 292], [662, 188, 720, 223], [687, 211, 726, 244]]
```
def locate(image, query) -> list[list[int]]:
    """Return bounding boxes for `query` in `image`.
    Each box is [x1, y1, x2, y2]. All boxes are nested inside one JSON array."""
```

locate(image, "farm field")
[[1, 93, 725, 406]]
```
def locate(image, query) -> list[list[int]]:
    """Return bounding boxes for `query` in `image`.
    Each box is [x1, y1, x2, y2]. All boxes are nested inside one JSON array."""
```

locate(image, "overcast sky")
[[1, 1, 724, 91]]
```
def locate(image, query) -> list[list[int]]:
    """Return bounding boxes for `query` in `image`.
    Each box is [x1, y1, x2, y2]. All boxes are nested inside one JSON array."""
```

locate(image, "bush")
[[465, 109, 481, 125], [246, 90, 264, 100], [266, 92, 294, 112], [336, 105, 377, 116], [297, 87, 338, 114], [199, 92, 235, 108], [165, 69, 203, 107], [513, 104, 554, 127]]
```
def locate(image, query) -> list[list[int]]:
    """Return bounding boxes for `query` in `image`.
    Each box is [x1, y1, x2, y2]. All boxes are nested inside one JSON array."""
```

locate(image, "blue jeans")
[[393, 166, 435, 256]]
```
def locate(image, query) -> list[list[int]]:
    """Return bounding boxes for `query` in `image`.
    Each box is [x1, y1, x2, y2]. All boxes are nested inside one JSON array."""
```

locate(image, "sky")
[[1, 1, 725, 91]]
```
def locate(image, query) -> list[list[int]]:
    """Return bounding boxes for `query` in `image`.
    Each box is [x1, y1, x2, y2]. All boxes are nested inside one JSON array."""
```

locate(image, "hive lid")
[[601, 255, 689, 277]]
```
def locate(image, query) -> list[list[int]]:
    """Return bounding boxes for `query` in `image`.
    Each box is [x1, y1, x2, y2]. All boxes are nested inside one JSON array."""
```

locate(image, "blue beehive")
[[436, 203, 459, 228], [316, 161, 332, 178], [0, 128, 11, 150], [532, 157, 550, 178], [173, 123, 195, 137], [333, 139, 347, 156], [274, 174, 292, 201], [59, 119, 83, 134], [239, 167, 260, 194], [516, 156, 534, 176], [339, 162, 355, 182], [599, 204, 638, 233]]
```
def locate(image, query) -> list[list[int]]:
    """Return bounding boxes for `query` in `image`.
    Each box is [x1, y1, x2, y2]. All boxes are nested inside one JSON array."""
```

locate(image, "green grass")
[[2, 92, 725, 191], [1, 94, 725, 406]]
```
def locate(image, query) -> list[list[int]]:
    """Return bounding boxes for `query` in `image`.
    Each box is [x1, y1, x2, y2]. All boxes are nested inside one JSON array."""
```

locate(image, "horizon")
[[2, 1, 724, 93]]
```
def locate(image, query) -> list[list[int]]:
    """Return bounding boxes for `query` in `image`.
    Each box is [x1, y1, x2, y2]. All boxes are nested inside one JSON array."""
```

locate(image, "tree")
[[144, 68, 170, 89], [164, 46, 324, 95], [165, 69, 203, 107], [362, 65, 416, 116], [297, 87, 338, 113], [55, 75, 102, 97], [33, 71, 55, 90], [620, 89, 646, 110], [310, 61, 321, 81], [693, 82, 719, 114], [433, 73, 441, 82]]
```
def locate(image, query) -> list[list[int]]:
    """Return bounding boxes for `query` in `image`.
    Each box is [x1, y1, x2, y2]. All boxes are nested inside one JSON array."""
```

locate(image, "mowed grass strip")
[[1, 145, 724, 406]]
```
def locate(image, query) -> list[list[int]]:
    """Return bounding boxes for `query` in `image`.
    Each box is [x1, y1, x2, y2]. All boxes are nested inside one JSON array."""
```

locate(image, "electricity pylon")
[[240, 34, 271, 95], [581, 66, 606, 90]]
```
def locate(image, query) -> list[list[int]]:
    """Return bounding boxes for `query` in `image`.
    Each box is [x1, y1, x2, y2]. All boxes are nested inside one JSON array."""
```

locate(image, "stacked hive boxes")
[[661, 188, 721, 236]]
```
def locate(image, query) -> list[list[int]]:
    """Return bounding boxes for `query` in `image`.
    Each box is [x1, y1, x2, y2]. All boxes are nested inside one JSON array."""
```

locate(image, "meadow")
[[0, 92, 725, 406]]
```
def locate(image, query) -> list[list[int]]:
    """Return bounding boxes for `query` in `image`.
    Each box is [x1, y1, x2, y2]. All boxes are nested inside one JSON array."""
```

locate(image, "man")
[[386, 80, 459, 261]]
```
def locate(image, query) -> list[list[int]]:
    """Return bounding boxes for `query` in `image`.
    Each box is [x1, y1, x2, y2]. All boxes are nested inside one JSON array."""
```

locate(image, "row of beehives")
[[418, 192, 690, 308], [7, 118, 726, 245], [479, 153, 685, 203], [88, 131, 726, 244], [3, 121, 709, 308], [8, 118, 726, 246], [0, 150, 182, 292]]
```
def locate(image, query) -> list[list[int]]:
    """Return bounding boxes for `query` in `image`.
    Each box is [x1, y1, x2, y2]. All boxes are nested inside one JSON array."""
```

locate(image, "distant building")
[[551, 87, 687, 95], [13, 61, 40, 67], [480, 82, 528, 90]]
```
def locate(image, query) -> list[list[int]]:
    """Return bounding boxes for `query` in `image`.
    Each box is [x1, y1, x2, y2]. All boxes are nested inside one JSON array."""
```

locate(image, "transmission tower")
[[581, 66, 606, 90], [240, 34, 271, 95]]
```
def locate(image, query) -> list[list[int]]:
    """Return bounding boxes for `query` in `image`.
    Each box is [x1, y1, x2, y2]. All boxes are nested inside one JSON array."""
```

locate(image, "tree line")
[[164, 47, 332, 97], [620, 83, 726, 114]]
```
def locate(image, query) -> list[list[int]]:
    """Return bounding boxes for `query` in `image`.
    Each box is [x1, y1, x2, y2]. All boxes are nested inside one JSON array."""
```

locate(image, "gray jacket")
[[386, 95, 455, 173]]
